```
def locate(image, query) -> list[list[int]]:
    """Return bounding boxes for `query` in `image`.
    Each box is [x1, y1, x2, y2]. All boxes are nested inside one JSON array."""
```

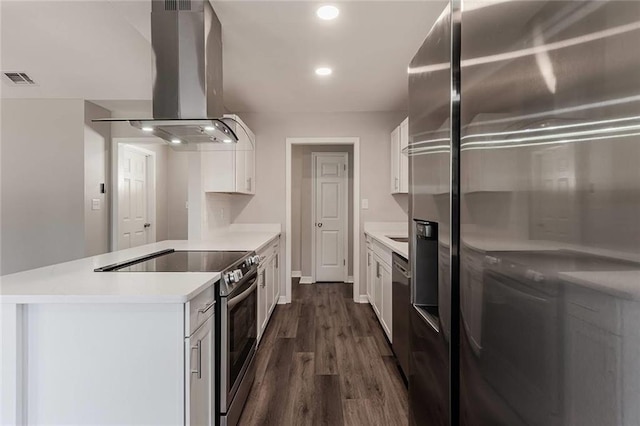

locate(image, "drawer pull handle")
[[198, 301, 215, 314]]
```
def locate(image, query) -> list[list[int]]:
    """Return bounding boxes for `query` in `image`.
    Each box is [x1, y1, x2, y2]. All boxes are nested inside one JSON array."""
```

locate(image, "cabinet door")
[[257, 267, 267, 341], [244, 146, 255, 194], [272, 253, 280, 305], [186, 316, 214, 426], [381, 261, 393, 341], [390, 127, 401, 193], [373, 258, 382, 317], [366, 248, 373, 303], [399, 118, 409, 193], [266, 255, 276, 315], [234, 148, 247, 194], [202, 151, 236, 193]]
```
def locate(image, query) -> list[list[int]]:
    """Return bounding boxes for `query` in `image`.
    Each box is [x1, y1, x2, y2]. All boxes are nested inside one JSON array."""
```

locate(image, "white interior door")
[[313, 153, 348, 282], [118, 145, 149, 250]]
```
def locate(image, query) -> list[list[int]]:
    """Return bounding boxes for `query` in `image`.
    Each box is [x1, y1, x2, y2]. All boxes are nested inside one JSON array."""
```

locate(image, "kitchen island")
[[1, 228, 280, 426]]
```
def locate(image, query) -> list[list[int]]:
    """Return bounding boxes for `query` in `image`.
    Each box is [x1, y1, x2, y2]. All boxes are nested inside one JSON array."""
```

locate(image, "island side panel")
[[1, 304, 26, 425], [25, 303, 184, 425]]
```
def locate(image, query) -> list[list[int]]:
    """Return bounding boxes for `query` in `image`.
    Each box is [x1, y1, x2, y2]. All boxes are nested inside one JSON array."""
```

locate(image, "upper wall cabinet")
[[391, 118, 409, 194], [202, 114, 256, 195]]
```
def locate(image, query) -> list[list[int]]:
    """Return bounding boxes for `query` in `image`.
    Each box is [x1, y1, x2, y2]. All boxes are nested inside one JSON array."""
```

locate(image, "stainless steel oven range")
[[216, 252, 260, 426]]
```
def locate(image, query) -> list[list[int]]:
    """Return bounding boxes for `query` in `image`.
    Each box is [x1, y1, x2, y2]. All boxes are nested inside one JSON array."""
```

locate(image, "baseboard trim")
[[291, 270, 302, 278], [346, 276, 354, 284], [356, 295, 370, 304], [278, 296, 290, 304], [299, 276, 313, 284]]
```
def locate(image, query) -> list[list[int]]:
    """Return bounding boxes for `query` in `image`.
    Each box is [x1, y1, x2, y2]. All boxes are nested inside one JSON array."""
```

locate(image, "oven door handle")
[[227, 280, 257, 309]]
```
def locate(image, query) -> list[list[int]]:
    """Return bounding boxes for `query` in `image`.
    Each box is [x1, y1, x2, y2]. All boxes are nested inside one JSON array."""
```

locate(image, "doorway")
[[312, 152, 349, 282], [112, 142, 157, 250], [285, 137, 362, 304]]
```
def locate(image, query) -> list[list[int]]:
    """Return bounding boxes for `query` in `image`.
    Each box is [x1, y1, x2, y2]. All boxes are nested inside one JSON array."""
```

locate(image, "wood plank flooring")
[[238, 279, 408, 426]]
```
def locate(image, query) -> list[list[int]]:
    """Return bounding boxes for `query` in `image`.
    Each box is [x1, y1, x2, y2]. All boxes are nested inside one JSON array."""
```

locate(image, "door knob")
[[317, 223, 323, 228], [144, 223, 151, 228]]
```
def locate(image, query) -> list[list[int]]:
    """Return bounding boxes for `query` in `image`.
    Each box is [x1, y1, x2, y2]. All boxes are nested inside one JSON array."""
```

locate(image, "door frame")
[[311, 152, 349, 283], [285, 137, 363, 304], [110, 139, 158, 251]]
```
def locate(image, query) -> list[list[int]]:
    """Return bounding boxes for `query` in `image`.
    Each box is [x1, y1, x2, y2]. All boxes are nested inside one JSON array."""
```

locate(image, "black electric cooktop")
[[95, 250, 249, 272]]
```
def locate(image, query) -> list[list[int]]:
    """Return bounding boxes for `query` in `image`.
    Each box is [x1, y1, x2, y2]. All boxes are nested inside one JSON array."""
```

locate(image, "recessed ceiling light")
[[316, 5, 339, 20], [315, 67, 333, 76], [223, 139, 233, 143], [204, 126, 215, 131], [170, 139, 181, 144], [142, 126, 153, 132]]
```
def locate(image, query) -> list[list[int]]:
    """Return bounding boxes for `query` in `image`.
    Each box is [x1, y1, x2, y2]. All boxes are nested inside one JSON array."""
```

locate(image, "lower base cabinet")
[[257, 237, 281, 343], [4, 301, 213, 425], [366, 236, 393, 342], [186, 315, 214, 426]]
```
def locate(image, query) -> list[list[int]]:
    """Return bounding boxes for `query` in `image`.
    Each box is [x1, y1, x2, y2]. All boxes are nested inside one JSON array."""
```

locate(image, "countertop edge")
[[365, 230, 409, 259]]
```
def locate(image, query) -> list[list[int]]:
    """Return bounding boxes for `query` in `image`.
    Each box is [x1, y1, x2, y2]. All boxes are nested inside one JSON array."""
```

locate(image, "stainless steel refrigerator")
[[408, 1, 640, 425]]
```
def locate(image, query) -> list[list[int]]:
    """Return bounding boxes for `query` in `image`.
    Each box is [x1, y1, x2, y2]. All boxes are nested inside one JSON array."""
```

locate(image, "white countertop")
[[0, 231, 280, 304], [364, 222, 409, 259]]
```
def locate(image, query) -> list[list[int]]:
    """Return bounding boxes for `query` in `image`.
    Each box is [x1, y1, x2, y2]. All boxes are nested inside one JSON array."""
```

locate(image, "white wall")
[[167, 150, 189, 240], [84, 101, 111, 256], [1, 99, 85, 275], [229, 111, 409, 297]]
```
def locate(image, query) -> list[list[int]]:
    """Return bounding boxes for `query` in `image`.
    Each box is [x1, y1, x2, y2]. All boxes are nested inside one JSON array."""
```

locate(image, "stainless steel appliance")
[[216, 254, 259, 426], [93, 0, 254, 150], [408, 3, 452, 425], [392, 252, 411, 378], [409, 1, 640, 425]]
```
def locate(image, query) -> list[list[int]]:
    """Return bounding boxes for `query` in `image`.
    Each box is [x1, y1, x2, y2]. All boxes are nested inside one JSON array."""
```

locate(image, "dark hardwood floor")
[[238, 279, 408, 426]]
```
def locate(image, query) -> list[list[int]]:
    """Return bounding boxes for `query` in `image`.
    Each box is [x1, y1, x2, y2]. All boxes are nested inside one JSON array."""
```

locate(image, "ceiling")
[[1, 1, 446, 114]]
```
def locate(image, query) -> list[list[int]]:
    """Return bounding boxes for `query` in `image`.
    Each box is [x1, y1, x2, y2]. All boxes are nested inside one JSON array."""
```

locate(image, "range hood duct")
[[151, 0, 223, 120], [95, 0, 248, 150]]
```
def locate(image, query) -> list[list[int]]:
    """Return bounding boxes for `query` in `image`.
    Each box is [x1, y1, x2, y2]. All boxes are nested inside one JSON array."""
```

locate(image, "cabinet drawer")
[[186, 284, 216, 336], [565, 285, 621, 334], [372, 239, 392, 267], [257, 237, 280, 259]]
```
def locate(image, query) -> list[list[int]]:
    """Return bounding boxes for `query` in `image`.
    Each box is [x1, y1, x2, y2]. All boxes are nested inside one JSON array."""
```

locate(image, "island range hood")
[[95, 0, 251, 151]]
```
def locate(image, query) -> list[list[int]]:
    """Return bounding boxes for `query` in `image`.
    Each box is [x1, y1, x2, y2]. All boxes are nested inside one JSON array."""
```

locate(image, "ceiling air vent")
[[163, 0, 191, 11], [3, 72, 36, 85]]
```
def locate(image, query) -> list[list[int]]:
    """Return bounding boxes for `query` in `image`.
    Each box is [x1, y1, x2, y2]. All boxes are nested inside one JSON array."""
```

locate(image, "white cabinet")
[[366, 239, 393, 342], [366, 238, 374, 303], [372, 255, 383, 317], [186, 315, 214, 426], [399, 118, 409, 193], [257, 265, 267, 338], [390, 117, 409, 194], [380, 258, 393, 340], [257, 237, 280, 343], [391, 127, 400, 193], [202, 114, 255, 195]]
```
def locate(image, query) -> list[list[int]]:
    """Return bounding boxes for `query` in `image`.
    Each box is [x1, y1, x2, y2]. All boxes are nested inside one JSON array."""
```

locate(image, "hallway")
[[238, 280, 408, 425]]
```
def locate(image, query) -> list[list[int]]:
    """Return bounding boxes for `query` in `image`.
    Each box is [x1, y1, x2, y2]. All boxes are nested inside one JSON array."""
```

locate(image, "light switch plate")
[[91, 199, 101, 210], [361, 199, 369, 209]]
